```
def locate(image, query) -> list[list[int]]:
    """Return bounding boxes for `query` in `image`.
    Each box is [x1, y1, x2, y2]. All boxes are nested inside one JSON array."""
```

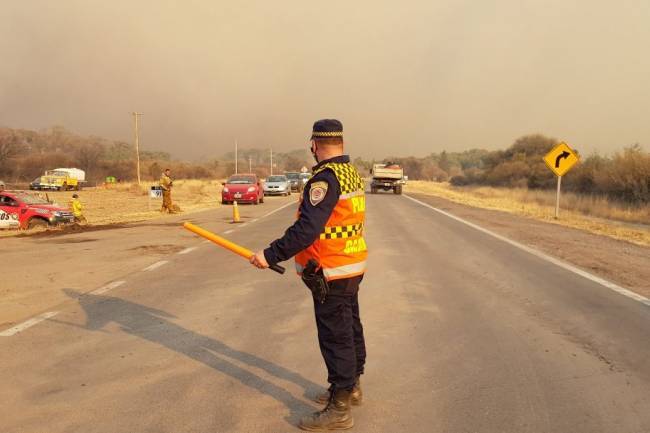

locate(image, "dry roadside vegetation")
[[0, 179, 223, 237], [405, 181, 650, 246]]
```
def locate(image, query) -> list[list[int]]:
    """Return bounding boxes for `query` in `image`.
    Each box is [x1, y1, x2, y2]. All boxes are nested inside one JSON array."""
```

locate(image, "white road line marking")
[[91, 280, 126, 295], [178, 246, 198, 255], [0, 312, 59, 337], [142, 260, 169, 272], [257, 200, 296, 220], [403, 194, 650, 307], [239, 223, 248, 228], [250, 219, 258, 223], [224, 229, 234, 234]]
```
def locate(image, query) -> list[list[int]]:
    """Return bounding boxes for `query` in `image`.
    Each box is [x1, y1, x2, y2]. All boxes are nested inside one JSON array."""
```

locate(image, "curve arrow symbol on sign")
[[555, 151, 570, 168]]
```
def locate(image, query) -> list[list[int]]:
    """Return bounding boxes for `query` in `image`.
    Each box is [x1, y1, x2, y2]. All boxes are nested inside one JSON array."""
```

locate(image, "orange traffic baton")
[[183, 222, 285, 274]]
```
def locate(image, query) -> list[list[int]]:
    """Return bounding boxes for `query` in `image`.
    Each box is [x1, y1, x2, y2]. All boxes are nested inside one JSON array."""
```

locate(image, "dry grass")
[[0, 179, 223, 237], [405, 181, 650, 246]]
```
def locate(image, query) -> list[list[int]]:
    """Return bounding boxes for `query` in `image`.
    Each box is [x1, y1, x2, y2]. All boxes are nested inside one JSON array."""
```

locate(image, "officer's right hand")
[[250, 251, 269, 269]]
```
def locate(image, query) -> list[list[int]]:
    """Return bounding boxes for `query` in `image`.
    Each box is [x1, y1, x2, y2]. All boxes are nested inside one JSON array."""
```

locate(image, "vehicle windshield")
[[299, 173, 310, 179], [16, 193, 50, 205], [285, 173, 300, 180], [267, 176, 287, 182], [227, 176, 255, 184], [45, 171, 66, 176]]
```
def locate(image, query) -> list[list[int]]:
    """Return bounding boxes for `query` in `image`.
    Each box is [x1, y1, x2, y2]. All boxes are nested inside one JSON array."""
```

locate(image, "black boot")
[[299, 387, 354, 431], [315, 377, 362, 406]]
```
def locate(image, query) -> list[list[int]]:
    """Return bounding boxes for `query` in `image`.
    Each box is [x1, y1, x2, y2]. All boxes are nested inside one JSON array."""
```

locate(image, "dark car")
[[285, 172, 303, 192], [29, 177, 44, 190], [221, 174, 264, 205]]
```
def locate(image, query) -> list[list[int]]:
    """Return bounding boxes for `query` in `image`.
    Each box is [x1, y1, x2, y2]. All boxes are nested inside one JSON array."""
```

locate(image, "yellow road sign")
[[543, 142, 579, 177]]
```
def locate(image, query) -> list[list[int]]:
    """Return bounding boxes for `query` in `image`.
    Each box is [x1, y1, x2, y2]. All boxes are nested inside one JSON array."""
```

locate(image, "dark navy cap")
[[311, 119, 343, 139]]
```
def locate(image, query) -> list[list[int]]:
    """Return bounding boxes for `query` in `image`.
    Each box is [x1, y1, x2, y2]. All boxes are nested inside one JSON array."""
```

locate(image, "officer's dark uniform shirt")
[[263, 155, 349, 267]]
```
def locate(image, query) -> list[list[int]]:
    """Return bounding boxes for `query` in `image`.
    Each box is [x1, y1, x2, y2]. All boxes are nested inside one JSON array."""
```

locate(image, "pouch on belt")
[[301, 259, 329, 303]]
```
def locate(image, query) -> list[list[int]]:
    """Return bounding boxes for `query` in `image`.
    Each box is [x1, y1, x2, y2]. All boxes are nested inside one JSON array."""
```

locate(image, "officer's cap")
[[311, 119, 343, 140]]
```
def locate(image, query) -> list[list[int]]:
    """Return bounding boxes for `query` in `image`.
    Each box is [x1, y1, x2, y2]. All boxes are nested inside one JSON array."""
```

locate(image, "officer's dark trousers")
[[312, 275, 366, 390]]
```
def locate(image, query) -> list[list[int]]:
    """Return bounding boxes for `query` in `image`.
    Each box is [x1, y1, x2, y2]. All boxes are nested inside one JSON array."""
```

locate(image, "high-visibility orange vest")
[[295, 161, 367, 281]]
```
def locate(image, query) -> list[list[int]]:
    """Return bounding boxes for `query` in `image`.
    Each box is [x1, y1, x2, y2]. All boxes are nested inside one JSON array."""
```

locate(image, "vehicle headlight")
[[247, 186, 256, 192], [223, 187, 229, 193], [53, 211, 63, 217]]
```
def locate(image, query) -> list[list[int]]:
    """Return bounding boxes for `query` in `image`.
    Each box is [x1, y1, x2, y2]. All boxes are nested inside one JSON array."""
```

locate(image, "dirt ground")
[[0, 180, 223, 237], [405, 181, 650, 247], [409, 192, 650, 298]]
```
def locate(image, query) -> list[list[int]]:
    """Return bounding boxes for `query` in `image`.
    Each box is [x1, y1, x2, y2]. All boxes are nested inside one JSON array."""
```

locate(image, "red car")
[[0, 191, 75, 229], [221, 174, 264, 205]]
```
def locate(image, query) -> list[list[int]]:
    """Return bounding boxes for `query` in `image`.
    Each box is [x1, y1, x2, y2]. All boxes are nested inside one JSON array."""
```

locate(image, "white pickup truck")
[[370, 163, 406, 195]]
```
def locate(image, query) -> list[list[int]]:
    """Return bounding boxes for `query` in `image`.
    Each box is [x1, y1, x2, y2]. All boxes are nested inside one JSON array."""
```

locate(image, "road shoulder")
[[408, 193, 650, 298]]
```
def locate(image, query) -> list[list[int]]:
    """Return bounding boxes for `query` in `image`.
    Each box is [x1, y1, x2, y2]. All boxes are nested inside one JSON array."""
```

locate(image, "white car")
[[263, 175, 291, 196], [0, 209, 20, 229]]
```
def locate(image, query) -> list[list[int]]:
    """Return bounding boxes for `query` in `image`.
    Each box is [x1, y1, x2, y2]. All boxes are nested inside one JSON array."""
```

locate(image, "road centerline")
[[142, 261, 169, 272], [91, 280, 126, 295], [0, 312, 59, 337]]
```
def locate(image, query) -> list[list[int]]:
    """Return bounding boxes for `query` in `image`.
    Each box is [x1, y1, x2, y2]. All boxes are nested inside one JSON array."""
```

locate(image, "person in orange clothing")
[[250, 119, 367, 431]]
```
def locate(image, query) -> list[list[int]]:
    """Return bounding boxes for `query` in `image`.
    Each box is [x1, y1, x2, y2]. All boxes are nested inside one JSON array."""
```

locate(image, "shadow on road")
[[57, 289, 321, 426]]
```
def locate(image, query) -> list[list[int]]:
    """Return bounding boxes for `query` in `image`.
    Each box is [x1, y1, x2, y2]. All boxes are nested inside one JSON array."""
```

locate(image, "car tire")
[[28, 218, 49, 230]]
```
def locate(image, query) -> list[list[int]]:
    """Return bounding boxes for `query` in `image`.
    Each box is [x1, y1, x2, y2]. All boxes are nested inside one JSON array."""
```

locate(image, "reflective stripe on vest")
[[295, 161, 367, 281]]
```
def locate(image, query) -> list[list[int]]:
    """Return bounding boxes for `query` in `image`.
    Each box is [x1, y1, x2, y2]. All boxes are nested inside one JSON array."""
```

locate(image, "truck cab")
[[0, 191, 75, 229]]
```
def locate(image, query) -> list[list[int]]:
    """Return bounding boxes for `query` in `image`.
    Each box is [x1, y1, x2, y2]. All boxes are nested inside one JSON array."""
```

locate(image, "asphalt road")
[[1, 193, 649, 433]]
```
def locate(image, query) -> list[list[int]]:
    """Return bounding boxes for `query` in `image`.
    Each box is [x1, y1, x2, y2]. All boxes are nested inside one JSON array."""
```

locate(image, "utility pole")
[[235, 140, 238, 174], [132, 112, 143, 185], [270, 148, 273, 175], [249, 156, 252, 173]]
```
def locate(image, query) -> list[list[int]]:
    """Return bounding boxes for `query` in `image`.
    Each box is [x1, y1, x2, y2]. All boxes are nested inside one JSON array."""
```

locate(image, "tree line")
[[353, 134, 649, 205], [2, 127, 647, 204], [0, 126, 312, 185]]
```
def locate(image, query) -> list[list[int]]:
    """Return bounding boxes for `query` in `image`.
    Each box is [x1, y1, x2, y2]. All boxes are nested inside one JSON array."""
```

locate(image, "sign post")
[[543, 142, 580, 219], [149, 185, 163, 211]]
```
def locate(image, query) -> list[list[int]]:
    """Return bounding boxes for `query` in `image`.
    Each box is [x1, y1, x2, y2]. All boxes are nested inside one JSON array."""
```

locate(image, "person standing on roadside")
[[70, 193, 86, 224], [159, 168, 175, 213], [250, 119, 368, 431]]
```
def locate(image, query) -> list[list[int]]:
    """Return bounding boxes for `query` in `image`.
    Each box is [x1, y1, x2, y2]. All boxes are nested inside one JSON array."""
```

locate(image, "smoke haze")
[[1, 1, 649, 160]]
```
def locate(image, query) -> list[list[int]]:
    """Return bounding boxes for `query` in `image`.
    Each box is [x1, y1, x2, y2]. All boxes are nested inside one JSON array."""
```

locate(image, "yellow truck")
[[34, 168, 85, 191]]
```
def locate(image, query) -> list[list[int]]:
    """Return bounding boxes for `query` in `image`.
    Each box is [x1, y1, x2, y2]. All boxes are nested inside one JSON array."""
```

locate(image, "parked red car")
[[0, 191, 75, 229], [221, 174, 264, 205]]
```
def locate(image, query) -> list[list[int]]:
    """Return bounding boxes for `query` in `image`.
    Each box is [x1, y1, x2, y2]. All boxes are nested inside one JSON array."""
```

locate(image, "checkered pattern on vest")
[[320, 223, 363, 240], [313, 162, 364, 195]]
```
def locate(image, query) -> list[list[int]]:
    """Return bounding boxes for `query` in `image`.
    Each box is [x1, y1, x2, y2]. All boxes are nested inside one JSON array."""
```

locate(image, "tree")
[[75, 141, 106, 173], [0, 128, 22, 172], [149, 162, 162, 180]]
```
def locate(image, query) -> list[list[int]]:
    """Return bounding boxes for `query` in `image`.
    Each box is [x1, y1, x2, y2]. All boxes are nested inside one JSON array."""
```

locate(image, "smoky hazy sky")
[[1, 1, 649, 160]]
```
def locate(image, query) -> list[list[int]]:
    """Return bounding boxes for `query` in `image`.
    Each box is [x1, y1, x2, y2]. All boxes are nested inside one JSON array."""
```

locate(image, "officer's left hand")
[[250, 251, 269, 269]]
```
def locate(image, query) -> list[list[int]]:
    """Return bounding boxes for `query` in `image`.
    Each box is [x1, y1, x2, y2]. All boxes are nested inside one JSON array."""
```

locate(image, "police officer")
[[250, 119, 367, 431]]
